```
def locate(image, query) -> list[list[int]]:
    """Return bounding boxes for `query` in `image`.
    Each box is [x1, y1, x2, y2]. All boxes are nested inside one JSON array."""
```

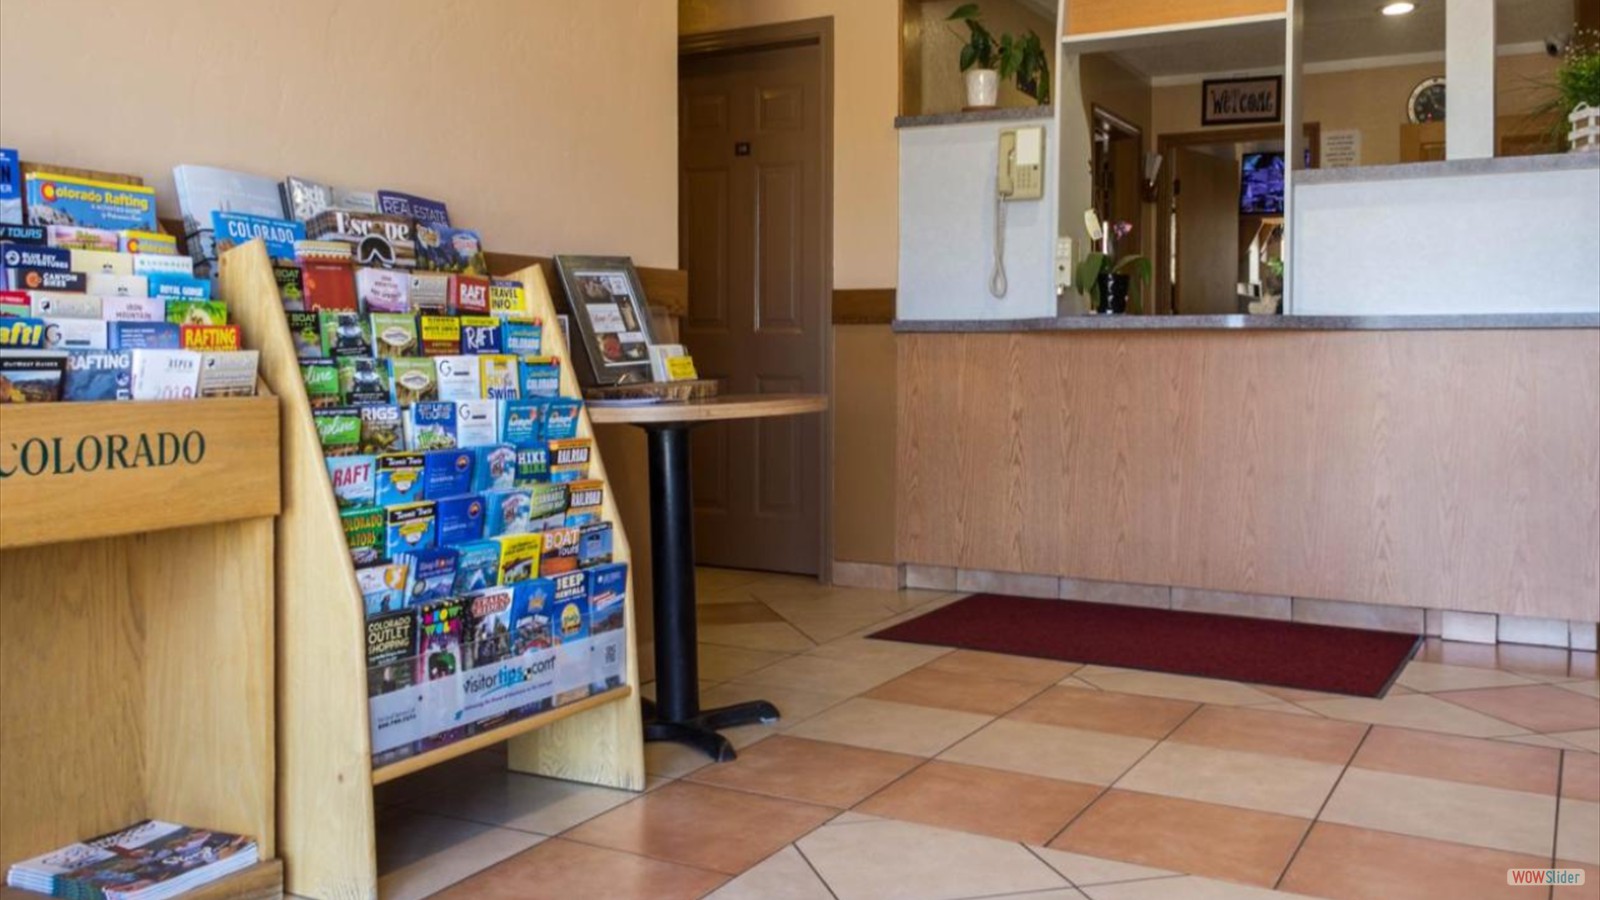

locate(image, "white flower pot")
[[965, 69, 999, 109], [1569, 103, 1600, 153]]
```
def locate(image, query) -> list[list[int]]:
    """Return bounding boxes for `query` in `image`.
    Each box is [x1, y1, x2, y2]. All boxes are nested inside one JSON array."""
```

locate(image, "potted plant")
[[947, 4, 1052, 109], [1537, 28, 1600, 151], [1074, 216, 1151, 315]]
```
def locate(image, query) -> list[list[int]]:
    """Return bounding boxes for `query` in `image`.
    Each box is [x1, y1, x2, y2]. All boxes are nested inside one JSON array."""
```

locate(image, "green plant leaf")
[[959, 43, 977, 72], [946, 2, 980, 21], [1075, 252, 1107, 300], [1113, 255, 1153, 315]]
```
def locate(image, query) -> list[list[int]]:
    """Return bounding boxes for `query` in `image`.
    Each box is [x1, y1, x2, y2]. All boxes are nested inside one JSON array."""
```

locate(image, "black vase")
[[1097, 271, 1130, 315]]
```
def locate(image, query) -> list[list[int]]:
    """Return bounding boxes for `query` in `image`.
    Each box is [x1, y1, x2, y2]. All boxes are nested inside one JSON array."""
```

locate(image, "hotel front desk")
[[893, 313, 1600, 628]]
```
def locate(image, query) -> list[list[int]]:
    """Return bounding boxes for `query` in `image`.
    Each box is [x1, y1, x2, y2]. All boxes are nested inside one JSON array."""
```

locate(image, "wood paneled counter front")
[[895, 317, 1600, 622]]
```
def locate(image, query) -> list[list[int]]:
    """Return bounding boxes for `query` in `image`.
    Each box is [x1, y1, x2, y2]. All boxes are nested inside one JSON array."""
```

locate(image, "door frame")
[[1155, 122, 1318, 315], [679, 17, 836, 582]]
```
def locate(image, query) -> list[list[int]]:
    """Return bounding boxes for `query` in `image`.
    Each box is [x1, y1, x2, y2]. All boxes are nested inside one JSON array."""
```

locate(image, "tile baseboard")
[[831, 561, 903, 591]]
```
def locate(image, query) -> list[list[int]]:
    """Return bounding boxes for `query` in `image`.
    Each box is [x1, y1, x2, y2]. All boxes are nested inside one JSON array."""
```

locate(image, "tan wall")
[[1079, 54, 1155, 259], [0, 0, 679, 268], [1151, 54, 1560, 166], [1, 0, 679, 637], [916, 0, 1055, 115], [832, 325, 899, 563], [681, 0, 901, 567]]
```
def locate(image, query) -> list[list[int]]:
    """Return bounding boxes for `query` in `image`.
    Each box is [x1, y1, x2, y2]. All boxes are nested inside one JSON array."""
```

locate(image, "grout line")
[[1020, 843, 1083, 893], [1040, 702, 1208, 848], [1273, 723, 1372, 892], [791, 840, 843, 900]]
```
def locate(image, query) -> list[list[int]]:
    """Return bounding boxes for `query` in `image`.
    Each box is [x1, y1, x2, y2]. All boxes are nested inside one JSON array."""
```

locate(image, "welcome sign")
[[1202, 76, 1282, 126]]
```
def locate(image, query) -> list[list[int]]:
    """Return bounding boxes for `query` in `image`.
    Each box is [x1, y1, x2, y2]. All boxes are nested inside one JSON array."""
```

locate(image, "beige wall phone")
[[992, 126, 1044, 298]]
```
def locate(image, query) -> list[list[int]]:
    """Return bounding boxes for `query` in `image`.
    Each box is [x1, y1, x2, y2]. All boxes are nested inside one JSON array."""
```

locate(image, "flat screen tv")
[[1239, 152, 1285, 215]]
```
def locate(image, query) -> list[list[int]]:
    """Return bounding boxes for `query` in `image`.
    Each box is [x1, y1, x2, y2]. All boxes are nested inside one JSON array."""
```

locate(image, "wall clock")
[[1408, 76, 1446, 124]]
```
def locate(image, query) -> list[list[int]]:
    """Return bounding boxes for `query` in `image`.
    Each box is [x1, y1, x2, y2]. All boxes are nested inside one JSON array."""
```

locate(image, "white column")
[[1445, 0, 1496, 159]]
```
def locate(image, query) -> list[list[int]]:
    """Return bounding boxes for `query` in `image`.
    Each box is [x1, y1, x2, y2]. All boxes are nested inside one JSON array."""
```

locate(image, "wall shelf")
[[218, 241, 645, 900]]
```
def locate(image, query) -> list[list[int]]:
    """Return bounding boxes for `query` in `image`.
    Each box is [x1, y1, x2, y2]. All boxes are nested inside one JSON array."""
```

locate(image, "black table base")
[[642, 423, 781, 761]]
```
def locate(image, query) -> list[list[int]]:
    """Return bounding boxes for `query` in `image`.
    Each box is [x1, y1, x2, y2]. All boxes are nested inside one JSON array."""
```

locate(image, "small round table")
[[590, 393, 829, 761]]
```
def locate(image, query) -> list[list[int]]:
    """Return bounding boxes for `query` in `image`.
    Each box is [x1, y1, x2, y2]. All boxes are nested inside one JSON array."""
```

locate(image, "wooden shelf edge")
[[1060, 11, 1285, 53], [371, 686, 635, 785], [1, 859, 282, 900]]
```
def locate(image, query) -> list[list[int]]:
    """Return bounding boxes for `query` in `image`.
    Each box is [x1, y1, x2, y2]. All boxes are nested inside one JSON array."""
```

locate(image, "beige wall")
[[916, 0, 1055, 116], [1152, 54, 1560, 166], [0, 0, 678, 268], [681, 0, 901, 567]]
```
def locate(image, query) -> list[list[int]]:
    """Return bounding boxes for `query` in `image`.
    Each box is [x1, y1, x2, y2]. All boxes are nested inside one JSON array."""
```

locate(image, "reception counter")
[[894, 315, 1600, 626]]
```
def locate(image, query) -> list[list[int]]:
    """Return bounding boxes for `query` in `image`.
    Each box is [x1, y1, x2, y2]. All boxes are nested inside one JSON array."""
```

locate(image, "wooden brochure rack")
[[0, 384, 284, 897], [218, 241, 645, 900]]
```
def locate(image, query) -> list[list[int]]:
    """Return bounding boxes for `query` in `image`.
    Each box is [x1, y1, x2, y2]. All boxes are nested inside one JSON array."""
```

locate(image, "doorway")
[[1155, 123, 1318, 315], [679, 21, 833, 576]]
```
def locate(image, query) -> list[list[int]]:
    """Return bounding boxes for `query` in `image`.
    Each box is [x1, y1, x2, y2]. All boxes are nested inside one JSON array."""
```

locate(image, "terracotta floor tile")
[[1351, 725, 1562, 794], [1565, 750, 1600, 801], [1008, 686, 1198, 740], [1320, 767, 1557, 856], [1279, 822, 1555, 900], [685, 735, 920, 808], [699, 601, 786, 625], [853, 760, 1100, 844], [1166, 704, 1367, 765], [865, 666, 1049, 716], [1556, 860, 1600, 900], [1438, 684, 1600, 733], [924, 649, 1082, 685], [1559, 797, 1600, 865], [432, 837, 727, 900], [1049, 790, 1308, 887], [562, 781, 833, 875]]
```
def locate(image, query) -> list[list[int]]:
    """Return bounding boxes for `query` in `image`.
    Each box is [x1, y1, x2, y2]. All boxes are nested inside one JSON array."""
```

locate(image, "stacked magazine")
[[6, 819, 257, 900]]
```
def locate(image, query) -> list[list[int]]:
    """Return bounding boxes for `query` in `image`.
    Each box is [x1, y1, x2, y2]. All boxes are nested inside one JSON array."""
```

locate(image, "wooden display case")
[[218, 241, 645, 900], [0, 388, 284, 897]]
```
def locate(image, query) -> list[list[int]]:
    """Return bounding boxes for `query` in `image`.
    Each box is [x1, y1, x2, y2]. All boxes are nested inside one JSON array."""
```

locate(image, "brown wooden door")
[[1174, 146, 1241, 314], [679, 40, 827, 575]]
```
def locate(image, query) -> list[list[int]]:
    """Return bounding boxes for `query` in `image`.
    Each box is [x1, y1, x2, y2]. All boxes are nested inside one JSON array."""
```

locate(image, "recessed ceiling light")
[[1381, 2, 1416, 15]]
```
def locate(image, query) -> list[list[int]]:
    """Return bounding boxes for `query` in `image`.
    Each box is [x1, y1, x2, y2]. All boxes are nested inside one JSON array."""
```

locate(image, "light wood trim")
[[0, 860, 282, 900], [485, 252, 689, 318], [1065, 0, 1285, 37], [219, 242, 376, 900], [897, 330, 1600, 621], [587, 394, 828, 425], [833, 289, 896, 325], [376, 686, 632, 784], [0, 394, 281, 549], [21, 161, 145, 186], [502, 261, 646, 791]]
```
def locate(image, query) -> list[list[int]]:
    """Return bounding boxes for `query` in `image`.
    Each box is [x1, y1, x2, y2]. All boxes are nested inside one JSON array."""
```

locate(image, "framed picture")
[[553, 255, 658, 386], [1201, 75, 1282, 126]]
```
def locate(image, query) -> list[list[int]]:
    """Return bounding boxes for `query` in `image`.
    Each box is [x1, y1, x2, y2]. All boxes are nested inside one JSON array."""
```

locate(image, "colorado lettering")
[[0, 430, 205, 478]]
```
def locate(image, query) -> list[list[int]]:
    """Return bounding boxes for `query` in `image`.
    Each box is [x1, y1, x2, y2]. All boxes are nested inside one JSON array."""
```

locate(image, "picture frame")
[[1201, 75, 1282, 126], [552, 255, 658, 386]]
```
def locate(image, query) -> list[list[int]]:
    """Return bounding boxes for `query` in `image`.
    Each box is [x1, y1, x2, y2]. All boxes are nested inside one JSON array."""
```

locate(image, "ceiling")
[[1105, 0, 1572, 80]]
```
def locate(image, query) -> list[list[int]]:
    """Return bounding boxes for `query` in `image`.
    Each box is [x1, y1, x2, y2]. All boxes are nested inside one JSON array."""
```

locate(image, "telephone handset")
[[998, 126, 1044, 200], [991, 126, 1044, 298]]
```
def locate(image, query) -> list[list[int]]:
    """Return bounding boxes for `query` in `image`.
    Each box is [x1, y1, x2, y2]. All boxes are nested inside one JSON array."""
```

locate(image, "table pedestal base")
[[642, 698, 781, 762]]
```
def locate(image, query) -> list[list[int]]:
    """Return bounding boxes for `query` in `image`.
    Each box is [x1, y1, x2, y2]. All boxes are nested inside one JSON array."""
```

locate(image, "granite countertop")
[[892, 313, 1600, 333], [1295, 152, 1599, 185], [896, 106, 1053, 129]]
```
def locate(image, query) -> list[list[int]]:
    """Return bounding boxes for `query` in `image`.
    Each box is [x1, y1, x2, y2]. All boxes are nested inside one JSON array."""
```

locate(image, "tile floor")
[[370, 568, 1600, 900]]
